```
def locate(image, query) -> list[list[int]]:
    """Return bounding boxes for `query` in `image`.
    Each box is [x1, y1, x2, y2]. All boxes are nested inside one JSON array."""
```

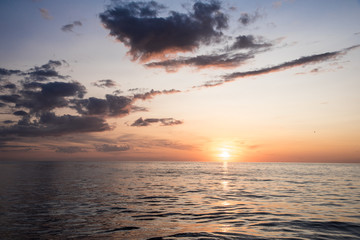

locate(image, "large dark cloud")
[[71, 94, 132, 117], [16, 81, 86, 114], [131, 117, 183, 127], [0, 112, 111, 137], [100, 0, 228, 61]]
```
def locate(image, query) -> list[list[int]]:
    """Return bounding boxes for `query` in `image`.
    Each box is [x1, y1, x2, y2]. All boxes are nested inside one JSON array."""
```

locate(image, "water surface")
[[0, 161, 359, 239]]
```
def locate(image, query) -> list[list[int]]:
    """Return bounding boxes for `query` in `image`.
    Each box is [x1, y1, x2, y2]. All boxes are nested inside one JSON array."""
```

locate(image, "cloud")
[[0, 94, 21, 103], [131, 117, 183, 127], [0, 112, 111, 137], [95, 144, 130, 152], [39, 8, 52, 20], [0, 68, 21, 80], [100, 0, 228, 61], [231, 35, 271, 50], [92, 79, 117, 88], [223, 48, 350, 81], [146, 52, 254, 71], [55, 146, 87, 153], [71, 94, 132, 117], [26, 60, 67, 81], [61, 21, 82, 32], [145, 35, 272, 71], [0, 59, 185, 146], [133, 89, 181, 100], [13, 110, 28, 116], [2, 83, 17, 90], [238, 11, 261, 26], [195, 45, 359, 88], [16, 81, 86, 114]]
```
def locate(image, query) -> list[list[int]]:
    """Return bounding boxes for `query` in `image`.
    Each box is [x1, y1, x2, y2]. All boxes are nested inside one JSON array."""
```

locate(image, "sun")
[[219, 150, 230, 160]]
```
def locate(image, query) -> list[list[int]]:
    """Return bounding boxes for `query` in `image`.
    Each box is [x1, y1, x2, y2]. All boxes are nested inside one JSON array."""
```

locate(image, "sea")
[[0, 161, 359, 240]]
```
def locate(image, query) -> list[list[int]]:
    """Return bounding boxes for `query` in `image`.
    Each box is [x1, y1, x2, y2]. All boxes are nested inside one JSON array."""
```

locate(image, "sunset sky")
[[1, 0, 359, 162]]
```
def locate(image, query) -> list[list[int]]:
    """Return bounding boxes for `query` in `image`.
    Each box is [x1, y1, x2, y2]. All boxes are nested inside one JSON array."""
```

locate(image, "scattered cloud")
[[230, 35, 271, 50], [61, 21, 82, 32], [39, 8, 52, 20], [195, 45, 359, 88], [100, 0, 228, 61], [55, 146, 87, 153], [26, 60, 68, 81], [0, 68, 21, 81], [238, 11, 261, 26], [95, 144, 130, 152], [0, 113, 111, 137], [146, 52, 254, 71], [92, 79, 117, 88], [71, 94, 132, 117], [223, 47, 354, 82], [131, 117, 183, 127], [133, 89, 181, 100]]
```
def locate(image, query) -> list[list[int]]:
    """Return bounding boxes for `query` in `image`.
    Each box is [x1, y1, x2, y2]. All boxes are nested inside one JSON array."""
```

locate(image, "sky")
[[0, 0, 359, 163]]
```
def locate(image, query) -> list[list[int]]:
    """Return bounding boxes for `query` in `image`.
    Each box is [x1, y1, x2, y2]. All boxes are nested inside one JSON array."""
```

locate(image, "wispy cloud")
[[238, 10, 261, 26], [95, 144, 130, 152], [195, 45, 360, 88], [131, 117, 183, 127], [92, 79, 117, 88], [39, 8, 52, 20], [61, 21, 82, 32]]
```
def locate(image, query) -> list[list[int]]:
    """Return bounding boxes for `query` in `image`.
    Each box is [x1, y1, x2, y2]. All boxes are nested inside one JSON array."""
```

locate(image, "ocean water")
[[0, 161, 359, 240]]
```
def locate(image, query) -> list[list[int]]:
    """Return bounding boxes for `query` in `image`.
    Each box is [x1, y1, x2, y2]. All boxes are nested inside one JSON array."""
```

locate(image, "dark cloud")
[[195, 46, 358, 88], [55, 146, 87, 153], [238, 11, 261, 26], [92, 79, 117, 88], [100, 0, 228, 61], [72, 94, 132, 117], [17, 81, 86, 114], [130, 105, 148, 112], [3, 120, 14, 124], [13, 110, 28, 116], [0, 94, 21, 103], [39, 8, 52, 20], [131, 117, 183, 127], [2, 83, 16, 90], [95, 144, 130, 152], [231, 35, 271, 50], [0, 68, 21, 80], [0, 112, 111, 137], [133, 89, 180, 100], [224, 49, 345, 81], [146, 52, 254, 71], [61, 21, 82, 32], [26, 60, 67, 81]]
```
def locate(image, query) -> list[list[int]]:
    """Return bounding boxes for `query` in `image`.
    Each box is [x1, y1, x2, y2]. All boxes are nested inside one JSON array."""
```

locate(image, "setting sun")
[[219, 150, 230, 160]]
